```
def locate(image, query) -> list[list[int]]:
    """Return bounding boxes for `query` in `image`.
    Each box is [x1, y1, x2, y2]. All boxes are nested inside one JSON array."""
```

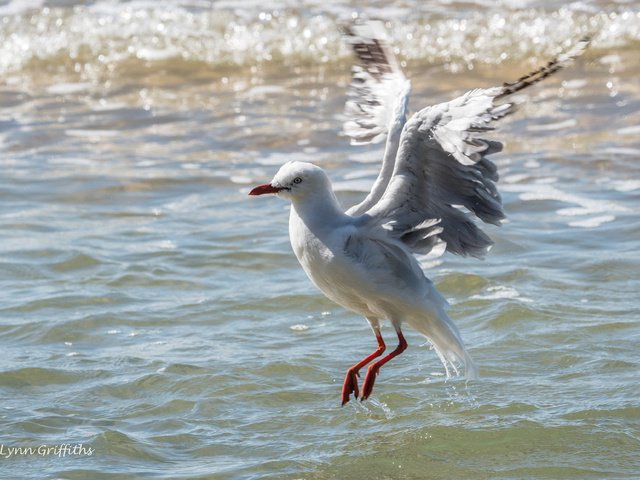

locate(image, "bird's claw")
[[360, 365, 379, 401], [341, 369, 360, 406]]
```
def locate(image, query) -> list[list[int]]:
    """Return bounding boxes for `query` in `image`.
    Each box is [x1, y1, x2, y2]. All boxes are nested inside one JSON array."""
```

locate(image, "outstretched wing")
[[363, 37, 591, 258], [342, 22, 412, 216]]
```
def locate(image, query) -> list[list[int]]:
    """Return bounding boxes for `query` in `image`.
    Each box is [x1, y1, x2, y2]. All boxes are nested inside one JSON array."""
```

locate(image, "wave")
[[0, 1, 638, 81]]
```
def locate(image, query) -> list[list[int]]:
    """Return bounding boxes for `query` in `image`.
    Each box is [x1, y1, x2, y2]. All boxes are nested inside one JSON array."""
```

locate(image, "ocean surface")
[[0, 0, 639, 478]]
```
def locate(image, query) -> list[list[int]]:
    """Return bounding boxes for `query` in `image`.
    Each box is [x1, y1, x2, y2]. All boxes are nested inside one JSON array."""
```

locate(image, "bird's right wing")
[[343, 22, 412, 216]]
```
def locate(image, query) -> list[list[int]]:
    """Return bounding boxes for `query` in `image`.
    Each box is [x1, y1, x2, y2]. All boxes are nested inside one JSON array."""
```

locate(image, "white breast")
[[288, 207, 376, 316]]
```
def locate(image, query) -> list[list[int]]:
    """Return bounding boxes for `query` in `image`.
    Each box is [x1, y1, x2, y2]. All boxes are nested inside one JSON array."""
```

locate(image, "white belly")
[[289, 210, 399, 319]]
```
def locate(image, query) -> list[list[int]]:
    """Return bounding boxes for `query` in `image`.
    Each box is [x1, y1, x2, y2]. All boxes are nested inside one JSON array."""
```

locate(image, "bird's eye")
[[293, 177, 302, 184]]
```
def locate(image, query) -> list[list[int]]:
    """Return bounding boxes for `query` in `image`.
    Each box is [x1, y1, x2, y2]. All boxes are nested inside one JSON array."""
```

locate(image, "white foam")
[[561, 79, 588, 89], [244, 85, 287, 99], [568, 215, 616, 228], [46, 82, 92, 95], [535, 176, 558, 185], [602, 147, 640, 156], [157, 240, 177, 250], [136, 46, 181, 61], [65, 129, 119, 138], [503, 173, 531, 184], [526, 119, 577, 132], [1, 3, 638, 79], [417, 256, 444, 270], [230, 175, 254, 184], [47, 157, 94, 166], [503, 183, 628, 225], [0, 0, 44, 15], [524, 159, 541, 169], [599, 54, 621, 65], [556, 207, 595, 216], [616, 125, 640, 135], [136, 160, 157, 168], [612, 180, 640, 192], [289, 324, 309, 331], [471, 285, 532, 302]]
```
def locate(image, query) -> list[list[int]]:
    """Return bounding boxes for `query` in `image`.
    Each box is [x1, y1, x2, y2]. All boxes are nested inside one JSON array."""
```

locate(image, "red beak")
[[249, 183, 282, 196]]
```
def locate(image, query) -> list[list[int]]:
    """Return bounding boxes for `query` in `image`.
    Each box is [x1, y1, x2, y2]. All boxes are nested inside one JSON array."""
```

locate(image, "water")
[[1, 0, 639, 478]]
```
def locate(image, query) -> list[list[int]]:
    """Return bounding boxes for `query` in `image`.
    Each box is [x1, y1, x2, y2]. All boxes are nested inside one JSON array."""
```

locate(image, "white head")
[[249, 161, 332, 202]]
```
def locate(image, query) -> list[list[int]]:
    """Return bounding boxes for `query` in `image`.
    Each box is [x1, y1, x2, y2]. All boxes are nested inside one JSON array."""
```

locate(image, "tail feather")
[[408, 301, 478, 380]]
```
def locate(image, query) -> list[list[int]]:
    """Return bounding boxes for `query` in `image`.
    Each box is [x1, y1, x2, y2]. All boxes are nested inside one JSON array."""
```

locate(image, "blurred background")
[[0, 1, 638, 479]]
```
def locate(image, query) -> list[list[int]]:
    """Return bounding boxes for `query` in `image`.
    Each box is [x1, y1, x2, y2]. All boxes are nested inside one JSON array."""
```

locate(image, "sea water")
[[0, 1, 639, 478]]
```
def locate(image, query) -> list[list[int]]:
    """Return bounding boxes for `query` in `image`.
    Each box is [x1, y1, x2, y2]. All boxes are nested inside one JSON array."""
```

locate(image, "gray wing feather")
[[366, 88, 509, 258], [362, 36, 591, 258], [342, 22, 405, 145], [342, 22, 412, 217]]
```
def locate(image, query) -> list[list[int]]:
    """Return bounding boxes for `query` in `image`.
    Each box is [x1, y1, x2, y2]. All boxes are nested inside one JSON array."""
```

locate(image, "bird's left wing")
[[363, 87, 509, 259], [342, 22, 412, 216], [362, 37, 591, 258]]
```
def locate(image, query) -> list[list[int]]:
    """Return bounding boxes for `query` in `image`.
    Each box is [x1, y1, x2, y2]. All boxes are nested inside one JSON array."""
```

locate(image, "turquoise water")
[[1, 1, 639, 478]]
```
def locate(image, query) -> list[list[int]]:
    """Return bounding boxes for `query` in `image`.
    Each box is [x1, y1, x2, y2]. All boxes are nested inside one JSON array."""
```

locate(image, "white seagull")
[[249, 23, 590, 405]]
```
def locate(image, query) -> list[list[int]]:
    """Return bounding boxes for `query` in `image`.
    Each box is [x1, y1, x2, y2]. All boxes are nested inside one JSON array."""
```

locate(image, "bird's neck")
[[290, 188, 348, 234]]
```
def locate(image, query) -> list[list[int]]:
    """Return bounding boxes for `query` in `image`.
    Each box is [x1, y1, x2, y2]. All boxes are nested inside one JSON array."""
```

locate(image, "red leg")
[[341, 332, 385, 406], [361, 329, 408, 401]]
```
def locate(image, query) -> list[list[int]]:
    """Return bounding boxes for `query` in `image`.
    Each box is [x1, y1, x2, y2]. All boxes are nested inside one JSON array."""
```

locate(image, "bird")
[[249, 22, 590, 405]]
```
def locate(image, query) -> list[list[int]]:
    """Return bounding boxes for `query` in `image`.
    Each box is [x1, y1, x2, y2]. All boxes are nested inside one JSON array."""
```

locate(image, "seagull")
[[249, 23, 590, 405]]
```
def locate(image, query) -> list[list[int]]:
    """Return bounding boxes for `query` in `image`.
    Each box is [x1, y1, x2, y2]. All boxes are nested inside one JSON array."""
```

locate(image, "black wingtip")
[[496, 35, 592, 100]]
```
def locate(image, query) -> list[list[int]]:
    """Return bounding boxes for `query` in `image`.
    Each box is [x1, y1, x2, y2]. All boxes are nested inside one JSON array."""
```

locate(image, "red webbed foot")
[[341, 369, 360, 405], [359, 329, 407, 402], [340, 329, 386, 406], [360, 364, 380, 401]]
